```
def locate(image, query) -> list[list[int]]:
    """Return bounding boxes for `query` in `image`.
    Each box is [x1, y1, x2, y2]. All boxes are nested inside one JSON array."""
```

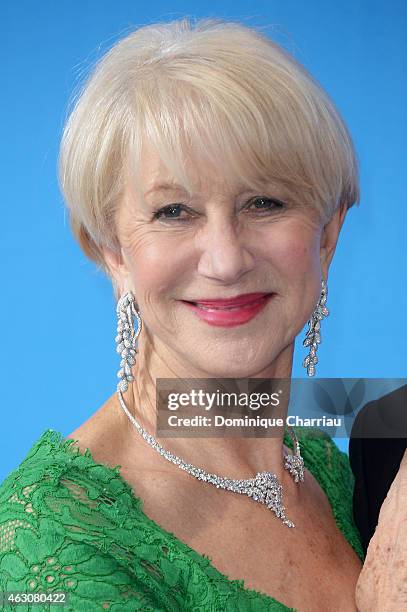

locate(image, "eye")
[[152, 197, 286, 223], [244, 196, 286, 214], [152, 203, 192, 222]]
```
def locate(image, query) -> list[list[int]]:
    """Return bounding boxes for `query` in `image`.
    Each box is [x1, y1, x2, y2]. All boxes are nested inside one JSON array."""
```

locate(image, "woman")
[[0, 16, 398, 612]]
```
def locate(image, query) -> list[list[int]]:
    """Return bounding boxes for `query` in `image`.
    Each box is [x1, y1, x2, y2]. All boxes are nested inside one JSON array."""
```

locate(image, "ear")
[[320, 201, 348, 280], [102, 245, 131, 298]]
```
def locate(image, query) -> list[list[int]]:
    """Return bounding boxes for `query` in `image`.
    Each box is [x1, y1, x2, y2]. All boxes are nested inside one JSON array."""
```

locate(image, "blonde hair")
[[59, 16, 360, 285]]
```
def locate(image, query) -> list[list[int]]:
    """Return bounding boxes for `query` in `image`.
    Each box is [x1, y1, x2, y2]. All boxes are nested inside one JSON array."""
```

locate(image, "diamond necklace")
[[117, 390, 305, 528]]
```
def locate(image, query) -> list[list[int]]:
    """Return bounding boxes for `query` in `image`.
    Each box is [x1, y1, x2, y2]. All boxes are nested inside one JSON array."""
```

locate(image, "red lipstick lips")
[[181, 292, 274, 327], [188, 292, 271, 308]]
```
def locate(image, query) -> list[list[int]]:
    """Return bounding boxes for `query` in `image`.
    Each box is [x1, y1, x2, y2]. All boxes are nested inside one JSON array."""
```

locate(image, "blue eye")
[[152, 204, 188, 221], [152, 197, 285, 222], [246, 197, 285, 213]]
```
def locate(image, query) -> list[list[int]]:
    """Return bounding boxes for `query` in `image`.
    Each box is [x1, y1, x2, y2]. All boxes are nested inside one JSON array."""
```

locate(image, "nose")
[[196, 215, 255, 283]]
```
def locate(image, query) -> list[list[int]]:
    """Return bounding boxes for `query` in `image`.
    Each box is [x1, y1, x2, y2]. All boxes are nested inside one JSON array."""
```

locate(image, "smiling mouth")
[[180, 294, 274, 327], [183, 294, 273, 311], [188, 301, 263, 311]]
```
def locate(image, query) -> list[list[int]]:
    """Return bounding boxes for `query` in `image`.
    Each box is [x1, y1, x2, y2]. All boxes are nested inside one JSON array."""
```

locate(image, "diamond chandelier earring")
[[302, 278, 329, 377], [115, 291, 142, 392]]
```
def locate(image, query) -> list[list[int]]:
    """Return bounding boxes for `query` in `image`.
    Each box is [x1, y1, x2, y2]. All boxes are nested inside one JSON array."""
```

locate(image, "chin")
[[196, 359, 269, 379]]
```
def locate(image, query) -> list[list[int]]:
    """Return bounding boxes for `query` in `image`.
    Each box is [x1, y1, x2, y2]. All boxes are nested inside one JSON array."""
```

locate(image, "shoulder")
[[0, 428, 144, 519], [0, 429, 69, 508], [0, 429, 174, 611]]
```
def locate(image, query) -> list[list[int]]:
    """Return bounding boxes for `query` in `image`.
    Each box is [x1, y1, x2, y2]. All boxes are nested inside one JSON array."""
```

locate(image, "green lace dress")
[[0, 427, 364, 611]]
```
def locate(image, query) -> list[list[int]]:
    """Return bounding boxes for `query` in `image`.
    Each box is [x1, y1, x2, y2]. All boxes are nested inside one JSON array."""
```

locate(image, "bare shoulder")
[[64, 391, 157, 482], [65, 392, 130, 466]]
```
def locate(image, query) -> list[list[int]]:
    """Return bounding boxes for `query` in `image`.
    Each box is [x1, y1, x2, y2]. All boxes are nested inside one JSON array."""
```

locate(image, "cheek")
[[263, 223, 322, 328], [123, 227, 190, 296], [266, 225, 320, 277]]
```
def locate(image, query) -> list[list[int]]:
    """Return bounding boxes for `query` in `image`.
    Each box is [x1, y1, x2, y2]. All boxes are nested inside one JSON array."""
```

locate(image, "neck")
[[121, 326, 296, 482]]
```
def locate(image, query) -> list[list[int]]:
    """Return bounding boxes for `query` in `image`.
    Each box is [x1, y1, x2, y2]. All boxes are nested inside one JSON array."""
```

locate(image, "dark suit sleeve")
[[349, 384, 407, 555]]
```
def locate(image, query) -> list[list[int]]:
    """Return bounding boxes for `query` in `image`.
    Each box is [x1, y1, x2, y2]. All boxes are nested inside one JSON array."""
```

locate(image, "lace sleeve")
[[0, 447, 179, 611]]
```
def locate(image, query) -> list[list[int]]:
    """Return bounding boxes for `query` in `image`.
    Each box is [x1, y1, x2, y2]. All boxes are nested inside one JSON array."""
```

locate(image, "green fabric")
[[0, 427, 364, 611]]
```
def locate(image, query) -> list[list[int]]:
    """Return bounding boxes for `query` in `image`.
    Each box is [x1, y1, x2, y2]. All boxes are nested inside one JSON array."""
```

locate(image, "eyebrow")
[[144, 182, 189, 197]]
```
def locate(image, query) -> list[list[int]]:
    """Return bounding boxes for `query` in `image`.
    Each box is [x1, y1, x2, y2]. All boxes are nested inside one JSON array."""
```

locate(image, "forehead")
[[133, 140, 251, 198]]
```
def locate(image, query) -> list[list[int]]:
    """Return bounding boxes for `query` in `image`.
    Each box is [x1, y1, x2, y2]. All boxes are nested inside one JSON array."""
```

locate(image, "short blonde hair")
[[59, 16, 360, 284]]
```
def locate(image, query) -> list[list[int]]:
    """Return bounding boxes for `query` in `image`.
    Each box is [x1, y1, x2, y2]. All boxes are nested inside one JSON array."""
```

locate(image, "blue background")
[[1, 1, 406, 481]]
